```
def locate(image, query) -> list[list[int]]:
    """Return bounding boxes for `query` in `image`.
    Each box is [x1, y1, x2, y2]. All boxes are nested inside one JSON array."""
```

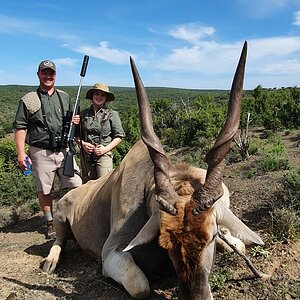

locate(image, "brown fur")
[[160, 198, 214, 281]]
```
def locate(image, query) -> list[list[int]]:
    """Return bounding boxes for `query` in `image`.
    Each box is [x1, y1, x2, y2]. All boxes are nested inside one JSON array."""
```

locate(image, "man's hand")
[[72, 114, 80, 125], [18, 153, 31, 171]]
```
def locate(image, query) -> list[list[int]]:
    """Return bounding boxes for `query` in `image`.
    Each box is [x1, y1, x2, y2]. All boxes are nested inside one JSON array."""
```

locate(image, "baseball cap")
[[38, 60, 56, 72]]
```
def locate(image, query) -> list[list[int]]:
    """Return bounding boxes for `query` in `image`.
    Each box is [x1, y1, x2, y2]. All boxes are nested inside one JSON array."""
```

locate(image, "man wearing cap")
[[76, 82, 125, 182], [13, 60, 82, 239]]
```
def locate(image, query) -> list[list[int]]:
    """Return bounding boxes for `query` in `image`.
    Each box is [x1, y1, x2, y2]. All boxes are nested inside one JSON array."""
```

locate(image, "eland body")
[[44, 41, 264, 299]]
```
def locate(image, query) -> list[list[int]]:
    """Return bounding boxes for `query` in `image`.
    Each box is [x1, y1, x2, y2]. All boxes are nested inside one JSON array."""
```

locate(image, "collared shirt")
[[13, 87, 72, 147], [80, 105, 125, 146]]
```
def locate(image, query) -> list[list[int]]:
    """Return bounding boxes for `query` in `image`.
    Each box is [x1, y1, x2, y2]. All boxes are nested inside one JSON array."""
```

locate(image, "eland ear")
[[123, 211, 160, 252], [214, 202, 264, 245]]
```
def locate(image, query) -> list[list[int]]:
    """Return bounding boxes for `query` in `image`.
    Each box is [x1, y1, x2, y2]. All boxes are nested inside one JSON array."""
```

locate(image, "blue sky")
[[1, 0, 300, 89]]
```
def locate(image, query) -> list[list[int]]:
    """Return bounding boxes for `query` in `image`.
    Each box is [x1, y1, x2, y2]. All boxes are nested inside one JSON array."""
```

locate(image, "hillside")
[[0, 129, 299, 300]]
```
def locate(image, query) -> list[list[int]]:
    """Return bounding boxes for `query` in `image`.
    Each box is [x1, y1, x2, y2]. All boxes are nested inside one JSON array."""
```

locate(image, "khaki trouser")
[[80, 150, 113, 183]]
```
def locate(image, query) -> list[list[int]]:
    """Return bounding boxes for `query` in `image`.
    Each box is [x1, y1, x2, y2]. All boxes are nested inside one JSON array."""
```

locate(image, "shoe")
[[46, 221, 57, 240]]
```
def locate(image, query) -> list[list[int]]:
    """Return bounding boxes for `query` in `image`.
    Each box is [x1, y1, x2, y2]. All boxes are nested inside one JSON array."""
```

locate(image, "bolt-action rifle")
[[63, 55, 89, 177]]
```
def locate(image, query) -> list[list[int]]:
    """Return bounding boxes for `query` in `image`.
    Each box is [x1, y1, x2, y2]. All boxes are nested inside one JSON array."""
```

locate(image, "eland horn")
[[130, 57, 178, 215], [193, 41, 247, 213]]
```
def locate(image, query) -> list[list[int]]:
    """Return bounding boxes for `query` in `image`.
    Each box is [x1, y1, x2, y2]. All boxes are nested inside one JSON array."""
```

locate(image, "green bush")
[[271, 207, 300, 241], [244, 167, 258, 179], [0, 138, 36, 207], [258, 155, 289, 172], [248, 140, 260, 156], [244, 133, 289, 176], [270, 168, 300, 241], [0, 165, 36, 207], [209, 270, 231, 291], [113, 140, 132, 167], [249, 85, 300, 131], [283, 168, 300, 211], [285, 168, 300, 191], [0, 138, 18, 170]]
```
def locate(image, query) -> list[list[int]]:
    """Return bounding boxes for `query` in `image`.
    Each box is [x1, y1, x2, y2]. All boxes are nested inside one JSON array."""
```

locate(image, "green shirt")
[[80, 105, 125, 146], [13, 87, 72, 147]]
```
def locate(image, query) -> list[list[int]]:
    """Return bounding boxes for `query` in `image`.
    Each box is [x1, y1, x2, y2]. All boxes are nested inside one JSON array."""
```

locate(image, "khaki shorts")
[[29, 146, 82, 195]]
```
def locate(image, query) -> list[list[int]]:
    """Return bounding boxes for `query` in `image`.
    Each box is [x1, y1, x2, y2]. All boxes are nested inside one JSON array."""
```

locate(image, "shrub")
[[244, 167, 258, 179], [0, 138, 18, 170], [270, 168, 300, 241], [0, 169, 36, 207], [0, 138, 36, 208], [285, 168, 300, 191], [209, 270, 231, 291], [243, 133, 289, 176], [283, 168, 300, 211], [270, 208, 300, 241], [258, 155, 289, 172]]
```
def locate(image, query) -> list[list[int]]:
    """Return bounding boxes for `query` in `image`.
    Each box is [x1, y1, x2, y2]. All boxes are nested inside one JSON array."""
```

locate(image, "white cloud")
[[168, 23, 215, 45], [0, 14, 131, 66], [249, 36, 300, 58], [0, 14, 35, 33], [154, 34, 300, 89], [293, 11, 300, 25], [158, 41, 244, 73], [0, 14, 79, 43], [261, 59, 300, 74], [53, 57, 77, 68], [76, 41, 133, 65]]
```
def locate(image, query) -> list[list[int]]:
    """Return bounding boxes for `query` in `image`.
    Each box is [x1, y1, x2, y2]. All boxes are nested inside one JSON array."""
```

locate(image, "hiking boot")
[[46, 221, 56, 240]]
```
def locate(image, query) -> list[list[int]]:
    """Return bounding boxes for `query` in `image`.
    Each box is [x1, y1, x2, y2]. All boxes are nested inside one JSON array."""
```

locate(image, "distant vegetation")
[[0, 84, 299, 240], [1, 84, 299, 142]]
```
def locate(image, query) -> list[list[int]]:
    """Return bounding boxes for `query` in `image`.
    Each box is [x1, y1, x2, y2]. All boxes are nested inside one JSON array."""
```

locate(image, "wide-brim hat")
[[86, 83, 115, 101]]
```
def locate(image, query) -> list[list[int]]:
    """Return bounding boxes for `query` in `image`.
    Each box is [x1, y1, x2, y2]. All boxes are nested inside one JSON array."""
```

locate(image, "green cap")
[[38, 60, 56, 72]]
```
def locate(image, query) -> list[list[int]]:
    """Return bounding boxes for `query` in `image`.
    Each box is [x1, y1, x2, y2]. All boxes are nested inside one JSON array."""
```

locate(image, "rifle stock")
[[63, 55, 89, 177]]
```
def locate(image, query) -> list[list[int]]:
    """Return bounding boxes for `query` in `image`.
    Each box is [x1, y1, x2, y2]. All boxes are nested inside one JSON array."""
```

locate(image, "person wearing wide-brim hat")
[[76, 83, 125, 182], [85, 82, 116, 102]]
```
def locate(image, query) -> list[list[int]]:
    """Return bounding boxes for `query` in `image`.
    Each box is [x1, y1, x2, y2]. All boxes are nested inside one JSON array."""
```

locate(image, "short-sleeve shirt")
[[13, 87, 72, 147], [80, 105, 125, 146]]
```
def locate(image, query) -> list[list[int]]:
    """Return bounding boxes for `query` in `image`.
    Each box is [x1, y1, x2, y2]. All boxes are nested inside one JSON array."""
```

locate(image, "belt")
[[31, 142, 51, 150], [31, 143, 64, 152]]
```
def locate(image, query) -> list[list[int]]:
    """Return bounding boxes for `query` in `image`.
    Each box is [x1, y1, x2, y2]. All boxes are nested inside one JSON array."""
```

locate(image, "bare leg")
[[38, 191, 53, 218]]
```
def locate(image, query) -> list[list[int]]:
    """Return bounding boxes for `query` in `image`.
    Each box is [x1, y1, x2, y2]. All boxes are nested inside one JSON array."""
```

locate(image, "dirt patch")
[[0, 130, 299, 300]]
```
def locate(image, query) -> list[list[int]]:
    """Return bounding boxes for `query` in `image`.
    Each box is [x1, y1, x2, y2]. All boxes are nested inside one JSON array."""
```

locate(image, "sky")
[[1, 0, 300, 90]]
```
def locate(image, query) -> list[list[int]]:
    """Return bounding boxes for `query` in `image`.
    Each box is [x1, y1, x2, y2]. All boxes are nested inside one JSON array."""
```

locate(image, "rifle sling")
[[99, 109, 110, 145]]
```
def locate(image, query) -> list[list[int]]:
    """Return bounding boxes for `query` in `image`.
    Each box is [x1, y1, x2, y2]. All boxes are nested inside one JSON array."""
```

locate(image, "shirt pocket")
[[101, 120, 111, 138], [29, 110, 45, 127]]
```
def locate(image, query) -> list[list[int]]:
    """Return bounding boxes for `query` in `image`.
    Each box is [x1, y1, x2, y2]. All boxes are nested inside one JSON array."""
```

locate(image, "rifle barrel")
[[68, 55, 90, 139], [63, 55, 89, 177]]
